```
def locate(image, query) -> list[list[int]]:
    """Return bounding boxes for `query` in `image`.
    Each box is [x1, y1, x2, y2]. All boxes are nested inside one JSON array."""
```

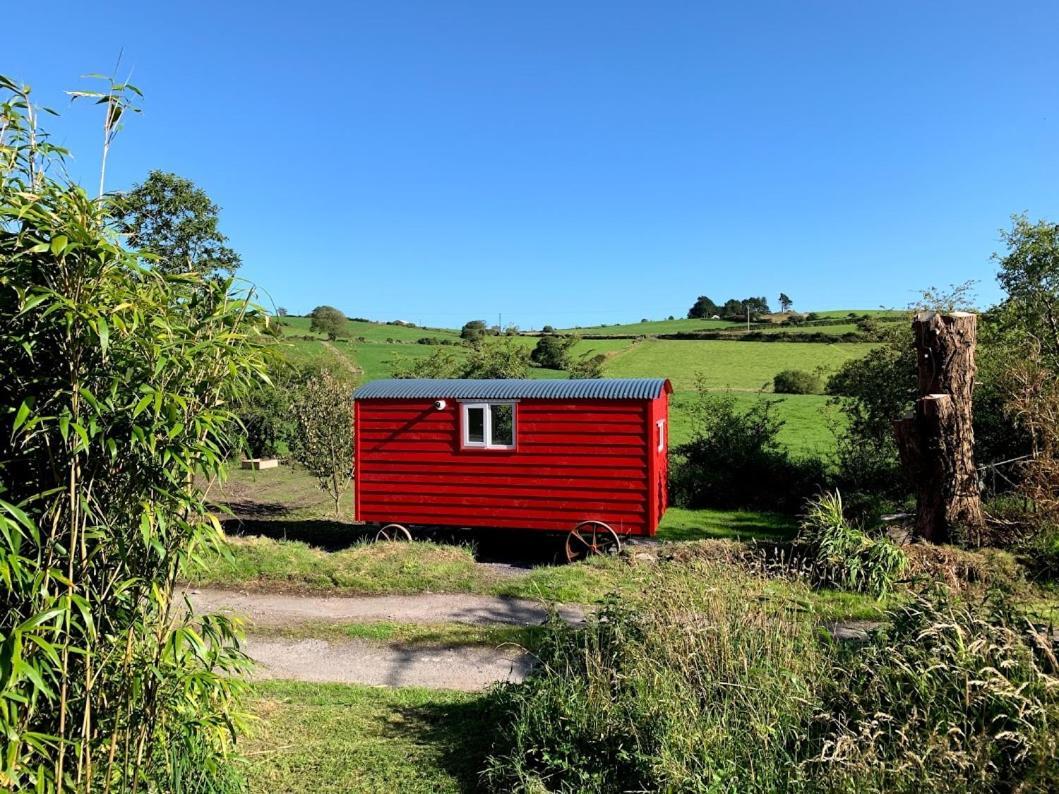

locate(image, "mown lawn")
[[242, 681, 490, 794], [657, 507, 797, 541]]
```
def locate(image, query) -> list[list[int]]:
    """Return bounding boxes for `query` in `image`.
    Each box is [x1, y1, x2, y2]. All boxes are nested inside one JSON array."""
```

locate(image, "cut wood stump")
[[893, 312, 984, 542]]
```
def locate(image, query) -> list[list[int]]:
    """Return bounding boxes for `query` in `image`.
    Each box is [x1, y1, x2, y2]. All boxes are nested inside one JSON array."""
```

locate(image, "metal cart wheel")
[[375, 523, 413, 542], [564, 520, 621, 563]]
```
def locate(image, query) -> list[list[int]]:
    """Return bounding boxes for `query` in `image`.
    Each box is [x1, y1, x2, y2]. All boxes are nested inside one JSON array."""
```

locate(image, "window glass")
[[466, 406, 485, 444], [491, 404, 514, 446]]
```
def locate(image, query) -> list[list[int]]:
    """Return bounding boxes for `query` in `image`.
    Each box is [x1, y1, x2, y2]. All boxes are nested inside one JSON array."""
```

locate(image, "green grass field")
[[243, 681, 489, 793], [668, 391, 842, 459], [603, 338, 874, 392], [559, 309, 905, 337], [279, 315, 461, 342], [561, 317, 740, 335]]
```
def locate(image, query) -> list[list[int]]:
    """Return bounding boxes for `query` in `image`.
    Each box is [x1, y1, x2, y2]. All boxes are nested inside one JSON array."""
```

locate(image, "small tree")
[[995, 214, 1059, 367], [530, 334, 578, 369], [721, 298, 745, 320], [670, 385, 824, 511], [568, 353, 606, 379], [277, 306, 288, 317], [461, 319, 489, 343], [114, 169, 241, 276], [290, 371, 355, 517], [465, 337, 530, 378], [310, 305, 347, 340], [779, 293, 793, 312], [687, 295, 719, 319]]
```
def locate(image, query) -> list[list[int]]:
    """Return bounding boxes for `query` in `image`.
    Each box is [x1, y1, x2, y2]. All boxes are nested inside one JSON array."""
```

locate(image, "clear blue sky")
[[8, 1, 1059, 328]]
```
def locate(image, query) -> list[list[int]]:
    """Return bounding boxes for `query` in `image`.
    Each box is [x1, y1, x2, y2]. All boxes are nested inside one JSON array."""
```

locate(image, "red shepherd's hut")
[[352, 378, 672, 559]]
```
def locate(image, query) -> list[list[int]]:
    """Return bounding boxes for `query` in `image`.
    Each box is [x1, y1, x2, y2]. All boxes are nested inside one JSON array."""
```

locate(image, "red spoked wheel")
[[564, 520, 622, 563], [375, 523, 412, 542]]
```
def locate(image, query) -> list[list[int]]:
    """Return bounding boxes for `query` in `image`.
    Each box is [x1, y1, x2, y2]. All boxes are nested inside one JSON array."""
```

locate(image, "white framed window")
[[656, 419, 666, 453], [461, 402, 516, 449]]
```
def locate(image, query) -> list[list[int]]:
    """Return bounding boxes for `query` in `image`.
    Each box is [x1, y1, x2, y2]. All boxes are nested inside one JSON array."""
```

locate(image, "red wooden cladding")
[[354, 388, 670, 536]]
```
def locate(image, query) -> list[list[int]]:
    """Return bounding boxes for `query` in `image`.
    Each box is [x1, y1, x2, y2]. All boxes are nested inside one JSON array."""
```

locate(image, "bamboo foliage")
[[0, 76, 268, 791]]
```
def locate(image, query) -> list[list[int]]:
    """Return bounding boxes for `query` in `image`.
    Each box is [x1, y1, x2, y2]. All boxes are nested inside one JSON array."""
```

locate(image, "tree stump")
[[893, 312, 984, 542]]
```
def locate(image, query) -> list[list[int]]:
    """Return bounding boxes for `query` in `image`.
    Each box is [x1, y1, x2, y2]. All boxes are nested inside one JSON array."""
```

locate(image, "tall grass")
[[796, 490, 907, 597], [484, 561, 825, 792], [807, 587, 1059, 792], [483, 560, 1059, 793]]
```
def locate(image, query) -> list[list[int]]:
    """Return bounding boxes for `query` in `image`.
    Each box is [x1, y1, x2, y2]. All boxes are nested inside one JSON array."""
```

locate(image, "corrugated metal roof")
[[353, 378, 670, 401]]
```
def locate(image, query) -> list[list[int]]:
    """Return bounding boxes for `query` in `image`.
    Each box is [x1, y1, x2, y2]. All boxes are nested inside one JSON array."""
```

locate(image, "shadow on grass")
[[658, 510, 799, 543], [221, 516, 568, 565], [385, 697, 499, 791], [221, 517, 373, 550]]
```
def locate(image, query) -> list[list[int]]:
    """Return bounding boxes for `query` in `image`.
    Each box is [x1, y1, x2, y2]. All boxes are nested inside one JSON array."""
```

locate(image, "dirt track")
[[185, 588, 583, 691], [185, 588, 585, 627], [243, 636, 532, 691]]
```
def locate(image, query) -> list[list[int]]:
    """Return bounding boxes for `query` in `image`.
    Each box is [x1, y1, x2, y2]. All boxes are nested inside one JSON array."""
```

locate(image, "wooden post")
[[893, 311, 984, 542]]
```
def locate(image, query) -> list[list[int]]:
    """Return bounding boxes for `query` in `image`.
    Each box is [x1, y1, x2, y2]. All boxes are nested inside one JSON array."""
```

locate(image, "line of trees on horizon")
[[687, 295, 777, 321]]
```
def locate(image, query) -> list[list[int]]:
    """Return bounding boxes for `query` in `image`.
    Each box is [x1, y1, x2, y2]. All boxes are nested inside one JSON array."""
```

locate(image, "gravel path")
[[184, 588, 582, 691], [186, 589, 879, 691], [244, 636, 533, 691], [184, 588, 585, 628]]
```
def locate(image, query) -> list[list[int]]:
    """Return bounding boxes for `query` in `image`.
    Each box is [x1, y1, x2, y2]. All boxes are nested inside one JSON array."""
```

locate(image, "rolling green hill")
[[269, 310, 889, 460], [603, 338, 875, 392], [560, 318, 739, 335], [279, 315, 461, 342]]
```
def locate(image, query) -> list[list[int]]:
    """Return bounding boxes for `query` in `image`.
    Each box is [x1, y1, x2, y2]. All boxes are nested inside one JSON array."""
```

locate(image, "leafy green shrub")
[[670, 389, 827, 511], [773, 368, 822, 394], [529, 333, 577, 369], [0, 75, 260, 790], [795, 491, 907, 597], [568, 352, 606, 379]]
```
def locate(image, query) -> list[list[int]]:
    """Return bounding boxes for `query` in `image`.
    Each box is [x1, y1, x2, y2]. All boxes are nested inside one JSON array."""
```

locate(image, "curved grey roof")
[[353, 378, 671, 401]]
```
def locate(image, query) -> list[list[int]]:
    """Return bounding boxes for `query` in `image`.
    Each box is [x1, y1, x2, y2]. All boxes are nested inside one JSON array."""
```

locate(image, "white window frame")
[[461, 401, 517, 450]]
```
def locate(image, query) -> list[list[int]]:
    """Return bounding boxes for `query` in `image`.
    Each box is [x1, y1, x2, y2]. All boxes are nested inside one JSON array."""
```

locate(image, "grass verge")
[[242, 681, 489, 794], [248, 620, 545, 651]]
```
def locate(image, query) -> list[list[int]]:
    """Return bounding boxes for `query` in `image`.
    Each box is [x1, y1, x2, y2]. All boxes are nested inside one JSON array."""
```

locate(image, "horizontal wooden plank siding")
[[355, 397, 652, 535]]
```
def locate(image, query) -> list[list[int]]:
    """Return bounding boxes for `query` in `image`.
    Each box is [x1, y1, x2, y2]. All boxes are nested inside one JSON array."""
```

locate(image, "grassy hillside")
[[279, 315, 461, 342], [268, 313, 876, 460], [561, 317, 739, 335], [668, 391, 841, 459], [604, 338, 875, 392], [559, 310, 905, 337]]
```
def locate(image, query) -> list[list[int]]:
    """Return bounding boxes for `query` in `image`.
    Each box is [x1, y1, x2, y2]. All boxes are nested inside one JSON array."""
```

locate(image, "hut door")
[[656, 419, 668, 521]]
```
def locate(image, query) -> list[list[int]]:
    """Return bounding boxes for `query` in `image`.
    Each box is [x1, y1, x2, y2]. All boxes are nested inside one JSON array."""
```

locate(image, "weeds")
[[807, 587, 1059, 792], [484, 561, 824, 792], [796, 491, 907, 597], [483, 562, 1059, 793]]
